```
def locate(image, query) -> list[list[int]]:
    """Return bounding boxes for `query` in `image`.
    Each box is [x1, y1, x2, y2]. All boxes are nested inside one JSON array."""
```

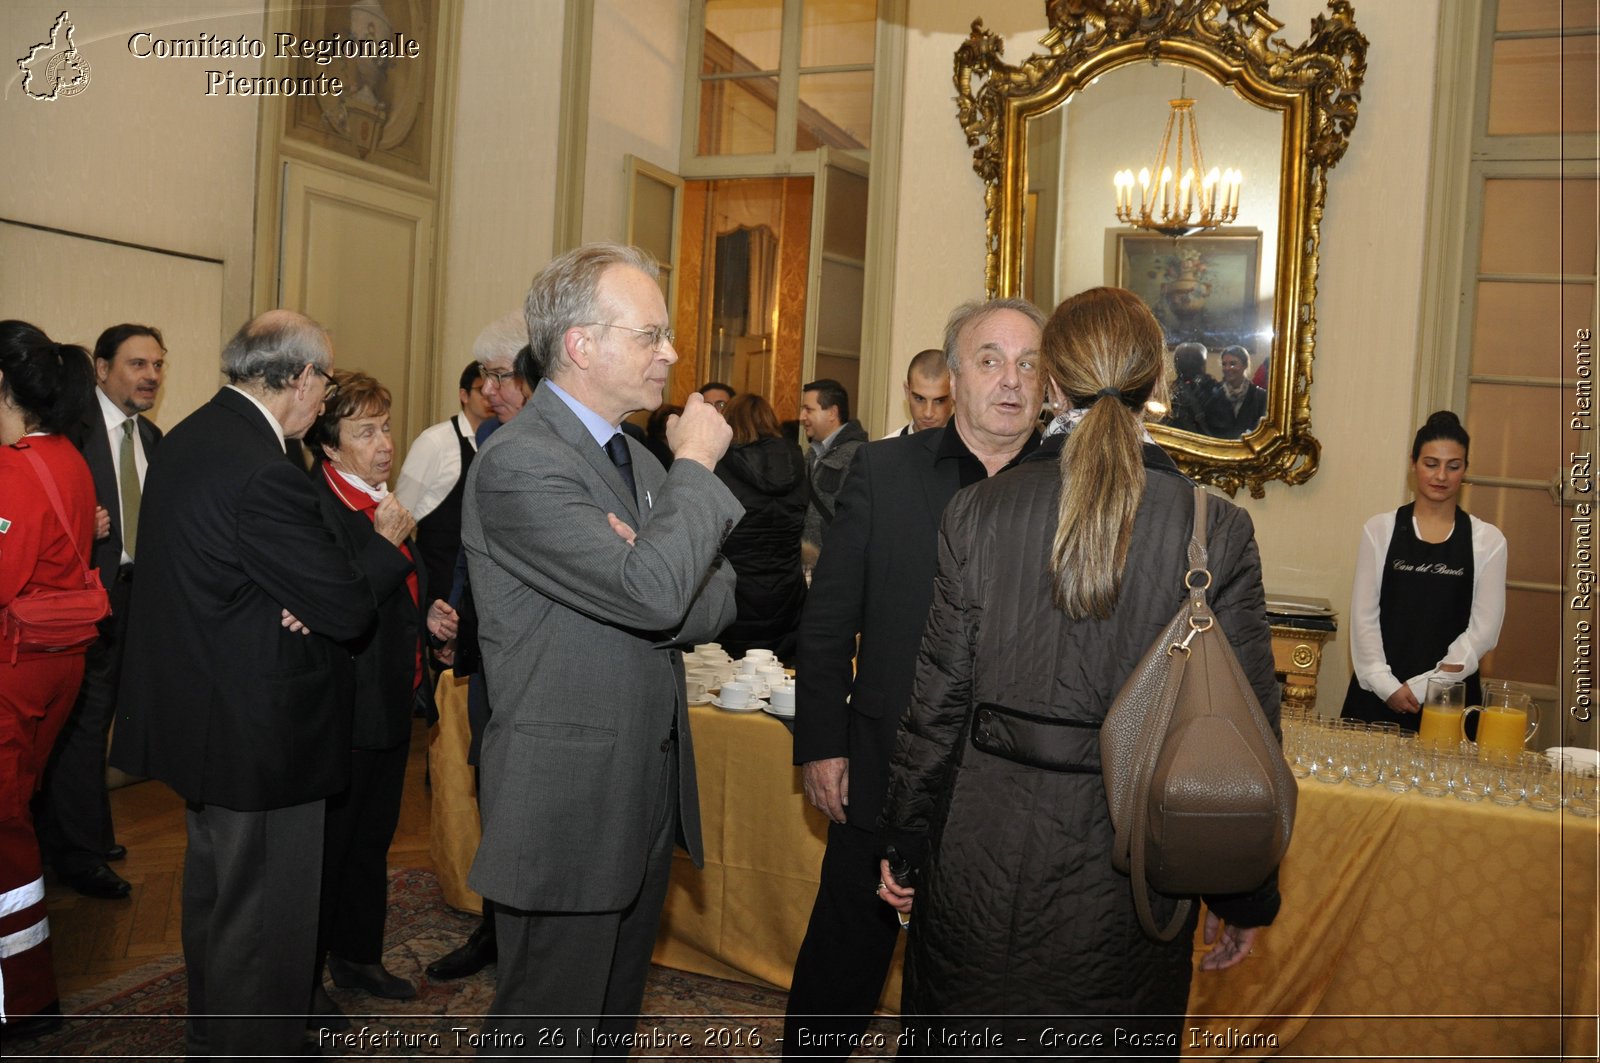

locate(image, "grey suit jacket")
[[461, 383, 741, 912]]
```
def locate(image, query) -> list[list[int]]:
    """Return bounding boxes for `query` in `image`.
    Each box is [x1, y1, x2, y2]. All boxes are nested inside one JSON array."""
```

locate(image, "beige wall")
[[433, 0, 567, 420], [1, 0, 265, 429], [886, 0, 1442, 711], [581, 0, 690, 243]]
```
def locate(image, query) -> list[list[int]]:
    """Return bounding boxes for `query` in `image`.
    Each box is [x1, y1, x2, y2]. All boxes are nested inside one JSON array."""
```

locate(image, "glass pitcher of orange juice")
[[1417, 677, 1466, 749], [1466, 683, 1538, 762]]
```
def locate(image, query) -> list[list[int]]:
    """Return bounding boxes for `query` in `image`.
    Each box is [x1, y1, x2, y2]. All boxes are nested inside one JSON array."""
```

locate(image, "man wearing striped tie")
[[39, 324, 166, 900]]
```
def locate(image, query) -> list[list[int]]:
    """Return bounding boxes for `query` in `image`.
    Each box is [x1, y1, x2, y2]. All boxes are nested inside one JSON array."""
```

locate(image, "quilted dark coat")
[[879, 439, 1282, 1053], [714, 435, 808, 659]]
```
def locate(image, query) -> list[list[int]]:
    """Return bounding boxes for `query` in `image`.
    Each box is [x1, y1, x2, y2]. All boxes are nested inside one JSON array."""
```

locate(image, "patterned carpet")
[[9, 867, 899, 1060]]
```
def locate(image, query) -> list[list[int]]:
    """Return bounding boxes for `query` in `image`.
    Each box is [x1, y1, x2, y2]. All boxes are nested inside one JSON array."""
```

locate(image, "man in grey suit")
[[462, 243, 740, 1056]]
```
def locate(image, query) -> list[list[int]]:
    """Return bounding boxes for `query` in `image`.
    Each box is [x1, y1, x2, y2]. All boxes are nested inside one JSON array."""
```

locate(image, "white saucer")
[[763, 704, 796, 719], [712, 695, 765, 712], [687, 694, 713, 707]]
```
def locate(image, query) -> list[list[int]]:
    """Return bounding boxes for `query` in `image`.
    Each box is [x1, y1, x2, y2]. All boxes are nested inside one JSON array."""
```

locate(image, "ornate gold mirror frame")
[[956, 0, 1366, 496]]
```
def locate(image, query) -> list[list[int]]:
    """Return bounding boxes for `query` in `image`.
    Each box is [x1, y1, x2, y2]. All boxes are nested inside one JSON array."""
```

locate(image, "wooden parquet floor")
[[43, 719, 438, 1000]]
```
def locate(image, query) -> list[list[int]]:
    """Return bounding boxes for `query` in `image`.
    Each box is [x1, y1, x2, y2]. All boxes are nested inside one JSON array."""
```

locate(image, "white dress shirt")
[[98, 387, 150, 566], [1348, 508, 1508, 704], [394, 414, 476, 520]]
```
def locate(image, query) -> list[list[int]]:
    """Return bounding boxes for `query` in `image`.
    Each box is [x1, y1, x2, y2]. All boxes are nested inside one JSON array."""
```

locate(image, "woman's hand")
[[427, 599, 459, 641], [877, 857, 914, 914], [1385, 686, 1421, 714], [1199, 911, 1259, 971]]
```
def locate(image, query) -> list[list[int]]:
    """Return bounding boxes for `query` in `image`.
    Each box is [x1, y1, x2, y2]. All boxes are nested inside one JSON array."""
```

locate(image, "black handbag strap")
[[17, 443, 98, 589]]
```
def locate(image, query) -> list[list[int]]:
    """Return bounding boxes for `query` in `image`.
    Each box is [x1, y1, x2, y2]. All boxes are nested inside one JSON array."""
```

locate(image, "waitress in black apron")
[[1342, 411, 1508, 731]]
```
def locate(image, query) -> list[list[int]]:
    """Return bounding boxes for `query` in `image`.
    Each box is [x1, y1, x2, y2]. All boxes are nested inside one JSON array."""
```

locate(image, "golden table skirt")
[[431, 675, 1597, 1056]]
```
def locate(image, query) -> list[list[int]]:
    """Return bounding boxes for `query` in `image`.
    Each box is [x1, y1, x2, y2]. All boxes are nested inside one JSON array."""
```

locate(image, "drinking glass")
[[1523, 753, 1562, 812], [1486, 749, 1523, 807], [1381, 734, 1417, 794], [1566, 767, 1600, 818], [1453, 752, 1491, 802], [1415, 743, 1452, 798], [1346, 724, 1380, 788]]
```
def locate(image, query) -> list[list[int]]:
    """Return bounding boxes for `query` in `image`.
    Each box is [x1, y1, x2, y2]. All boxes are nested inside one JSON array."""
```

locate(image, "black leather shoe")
[[424, 923, 496, 981], [63, 864, 131, 899], [325, 955, 416, 1000], [105, 844, 127, 862], [307, 984, 351, 1032], [5, 1001, 64, 1041]]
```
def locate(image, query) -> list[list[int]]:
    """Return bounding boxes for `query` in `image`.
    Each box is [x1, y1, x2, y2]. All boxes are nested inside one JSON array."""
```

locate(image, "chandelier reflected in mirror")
[[1113, 73, 1241, 238]]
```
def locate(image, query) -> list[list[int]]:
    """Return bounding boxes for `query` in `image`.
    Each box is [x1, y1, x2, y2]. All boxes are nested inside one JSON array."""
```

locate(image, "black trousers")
[[37, 573, 131, 875], [319, 740, 409, 964], [783, 820, 904, 1061], [184, 799, 323, 1061]]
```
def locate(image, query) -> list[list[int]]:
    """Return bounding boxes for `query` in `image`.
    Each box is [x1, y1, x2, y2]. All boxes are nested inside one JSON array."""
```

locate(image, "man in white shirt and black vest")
[[394, 360, 495, 610]]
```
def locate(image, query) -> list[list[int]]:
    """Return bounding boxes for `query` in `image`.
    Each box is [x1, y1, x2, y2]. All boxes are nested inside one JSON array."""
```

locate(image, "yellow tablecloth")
[[431, 675, 1597, 1055]]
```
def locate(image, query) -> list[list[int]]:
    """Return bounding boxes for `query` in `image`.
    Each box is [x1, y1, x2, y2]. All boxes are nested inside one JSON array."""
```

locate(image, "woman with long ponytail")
[[0, 320, 98, 1040], [876, 289, 1283, 1056]]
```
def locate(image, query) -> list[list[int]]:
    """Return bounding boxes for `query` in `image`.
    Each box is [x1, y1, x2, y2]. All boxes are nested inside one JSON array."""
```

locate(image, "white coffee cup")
[[746, 679, 770, 698], [736, 657, 761, 675], [758, 664, 787, 682], [770, 687, 796, 711], [697, 643, 723, 654], [685, 679, 708, 704], [719, 681, 752, 708], [745, 648, 776, 661]]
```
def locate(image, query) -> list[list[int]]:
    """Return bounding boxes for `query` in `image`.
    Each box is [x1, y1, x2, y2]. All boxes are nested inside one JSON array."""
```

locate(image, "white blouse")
[[1348, 508, 1508, 704]]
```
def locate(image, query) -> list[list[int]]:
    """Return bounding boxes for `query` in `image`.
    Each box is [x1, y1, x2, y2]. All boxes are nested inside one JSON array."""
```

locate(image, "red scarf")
[[323, 463, 422, 690]]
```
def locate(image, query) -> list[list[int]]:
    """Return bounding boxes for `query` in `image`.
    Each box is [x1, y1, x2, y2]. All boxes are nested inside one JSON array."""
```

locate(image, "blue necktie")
[[605, 433, 636, 500]]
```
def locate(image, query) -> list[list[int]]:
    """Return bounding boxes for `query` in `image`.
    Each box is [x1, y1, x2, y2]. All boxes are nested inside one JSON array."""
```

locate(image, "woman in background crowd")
[[713, 393, 807, 659], [304, 371, 441, 1018], [876, 288, 1280, 1055], [0, 321, 96, 1039], [1203, 344, 1267, 438], [1341, 410, 1506, 729]]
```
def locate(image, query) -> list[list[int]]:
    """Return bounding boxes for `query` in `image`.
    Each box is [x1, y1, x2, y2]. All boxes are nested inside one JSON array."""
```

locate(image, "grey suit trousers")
[[182, 799, 323, 1062], [479, 739, 679, 1060]]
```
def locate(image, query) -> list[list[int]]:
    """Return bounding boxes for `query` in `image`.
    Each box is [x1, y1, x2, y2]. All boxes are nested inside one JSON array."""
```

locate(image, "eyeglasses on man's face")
[[478, 364, 517, 387], [309, 364, 339, 401], [582, 322, 676, 353]]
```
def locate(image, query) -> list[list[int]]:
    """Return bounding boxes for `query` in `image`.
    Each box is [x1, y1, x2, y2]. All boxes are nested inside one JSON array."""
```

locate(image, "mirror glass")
[[1024, 60, 1284, 441]]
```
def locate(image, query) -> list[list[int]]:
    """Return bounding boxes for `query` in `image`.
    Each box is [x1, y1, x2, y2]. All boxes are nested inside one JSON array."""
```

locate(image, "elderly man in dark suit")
[[784, 298, 1047, 1058], [38, 324, 165, 900], [462, 243, 739, 1056], [110, 310, 381, 1061]]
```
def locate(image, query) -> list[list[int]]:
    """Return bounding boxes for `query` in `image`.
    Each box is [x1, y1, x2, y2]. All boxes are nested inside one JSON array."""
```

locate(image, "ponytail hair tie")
[[1095, 387, 1124, 402]]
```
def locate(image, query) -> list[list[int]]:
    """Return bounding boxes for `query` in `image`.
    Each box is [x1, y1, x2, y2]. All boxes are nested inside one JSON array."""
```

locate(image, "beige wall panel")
[[281, 164, 434, 466], [1486, 586, 1561, 685], [1496, 0, 1600, 33], [583, 0, 691, 244], [0, 223, 223, 433], [1487, 35, 1599, 137], [1480, 178, 1600, 276], [1461, 483, 1564, 586], [1470, 281, 1592, 378], [1466, 381, 1567, 482], [1, 0, 263, 342], [435, 0, 565, 426]]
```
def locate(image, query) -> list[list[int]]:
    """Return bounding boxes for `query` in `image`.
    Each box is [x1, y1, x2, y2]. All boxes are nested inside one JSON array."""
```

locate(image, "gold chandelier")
[[1114, 75, 1241, 238]]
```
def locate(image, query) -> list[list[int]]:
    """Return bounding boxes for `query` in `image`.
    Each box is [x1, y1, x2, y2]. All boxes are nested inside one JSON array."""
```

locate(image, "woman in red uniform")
[[0, 320, 96, 1040]]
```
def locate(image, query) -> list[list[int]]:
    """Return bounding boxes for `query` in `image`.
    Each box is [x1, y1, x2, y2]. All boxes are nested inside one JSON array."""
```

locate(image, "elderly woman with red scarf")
[[303, 370, 453, 1021]]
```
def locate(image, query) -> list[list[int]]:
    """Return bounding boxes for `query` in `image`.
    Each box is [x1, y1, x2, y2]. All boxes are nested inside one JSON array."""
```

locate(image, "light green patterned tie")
[[120, 419, 141, 559]]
